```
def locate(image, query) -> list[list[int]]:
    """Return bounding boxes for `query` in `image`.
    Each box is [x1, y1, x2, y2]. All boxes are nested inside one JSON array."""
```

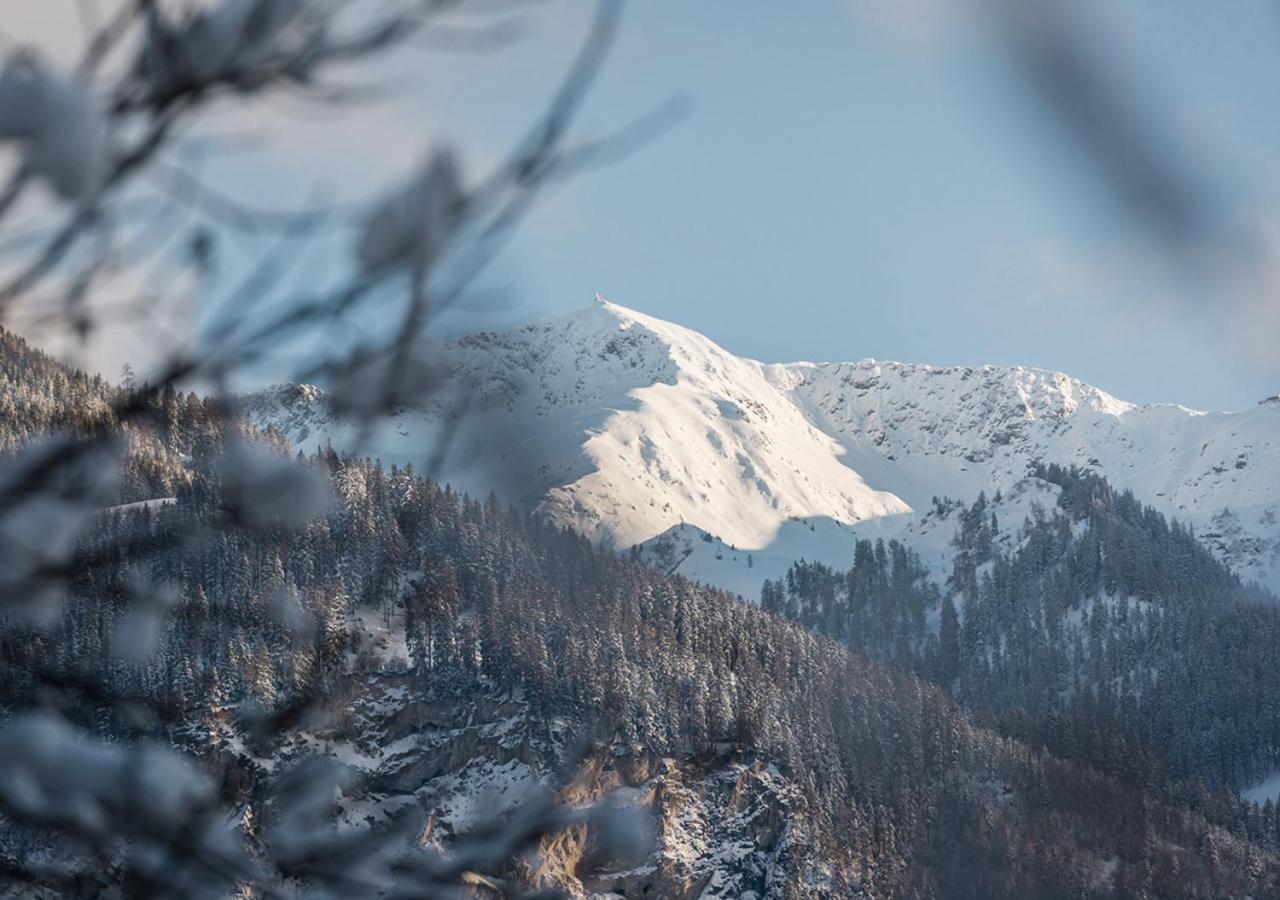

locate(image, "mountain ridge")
[[246, 297, 1280, 593]]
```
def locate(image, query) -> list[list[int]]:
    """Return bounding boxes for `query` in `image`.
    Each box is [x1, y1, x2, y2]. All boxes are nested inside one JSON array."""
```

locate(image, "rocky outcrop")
[[228, 655, 840, 899]]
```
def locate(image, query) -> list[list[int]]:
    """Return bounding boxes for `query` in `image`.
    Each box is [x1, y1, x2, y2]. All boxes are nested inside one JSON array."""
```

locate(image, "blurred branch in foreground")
[[0, 0, 675, 896]]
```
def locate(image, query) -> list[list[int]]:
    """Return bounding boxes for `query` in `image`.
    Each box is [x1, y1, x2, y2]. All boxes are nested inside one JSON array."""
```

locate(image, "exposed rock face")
[[230, 636, 836, 900]]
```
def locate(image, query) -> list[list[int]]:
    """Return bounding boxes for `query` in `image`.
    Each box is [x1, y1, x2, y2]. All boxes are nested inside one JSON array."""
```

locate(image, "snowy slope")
[[246, 298, 908, 550], [247, 298, 1280, 594], [635, 477, 1064, 599], [785, 360, 1280, 589]]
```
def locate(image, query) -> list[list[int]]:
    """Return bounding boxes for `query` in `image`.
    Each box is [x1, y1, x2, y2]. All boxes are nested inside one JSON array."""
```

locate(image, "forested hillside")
[[765, 464, 1280, 796], [3, 330, 1280, 897], [0, 327, 289, 504]]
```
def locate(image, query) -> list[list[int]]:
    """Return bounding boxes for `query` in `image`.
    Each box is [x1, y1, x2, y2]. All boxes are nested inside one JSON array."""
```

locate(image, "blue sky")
[[413, 0, 1280, 411], [9, 0, 1280, 410]]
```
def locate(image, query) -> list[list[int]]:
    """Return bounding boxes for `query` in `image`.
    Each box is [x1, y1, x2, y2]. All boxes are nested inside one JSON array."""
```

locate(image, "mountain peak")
[[571, 295, 699, 337], [540, 295, 664, 339], [562, 302, 1149, 419], [578, 294, 641, 320]]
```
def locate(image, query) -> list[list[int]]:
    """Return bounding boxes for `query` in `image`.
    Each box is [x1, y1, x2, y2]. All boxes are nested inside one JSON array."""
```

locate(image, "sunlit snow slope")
[[248, 298, 1280, 595]]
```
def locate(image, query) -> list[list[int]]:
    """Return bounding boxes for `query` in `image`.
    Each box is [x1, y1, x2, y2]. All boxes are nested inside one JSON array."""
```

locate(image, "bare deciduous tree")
[[0, 1, 672, 895]]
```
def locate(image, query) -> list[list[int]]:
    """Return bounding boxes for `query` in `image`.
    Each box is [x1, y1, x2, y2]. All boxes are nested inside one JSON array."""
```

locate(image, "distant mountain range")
[[247, 297, 1280, 596]]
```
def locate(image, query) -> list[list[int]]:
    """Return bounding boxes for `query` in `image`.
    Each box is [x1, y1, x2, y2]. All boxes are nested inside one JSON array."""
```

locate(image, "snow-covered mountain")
[[247, 297, 1280, 595]]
